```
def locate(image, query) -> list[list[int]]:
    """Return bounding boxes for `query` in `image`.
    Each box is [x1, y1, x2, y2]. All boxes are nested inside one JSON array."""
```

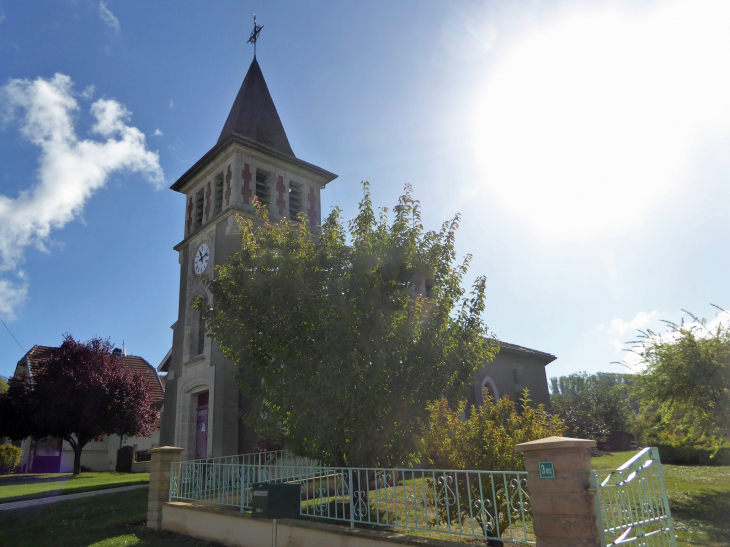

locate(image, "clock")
[[194, 243, 210, 275]]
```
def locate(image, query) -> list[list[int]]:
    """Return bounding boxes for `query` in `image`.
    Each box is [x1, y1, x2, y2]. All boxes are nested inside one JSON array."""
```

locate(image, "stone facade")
[[147, 446, 185, 531]]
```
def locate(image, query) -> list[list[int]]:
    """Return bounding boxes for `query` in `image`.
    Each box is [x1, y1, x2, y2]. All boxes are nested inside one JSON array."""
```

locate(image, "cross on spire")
[[247, 14, 264, 58]]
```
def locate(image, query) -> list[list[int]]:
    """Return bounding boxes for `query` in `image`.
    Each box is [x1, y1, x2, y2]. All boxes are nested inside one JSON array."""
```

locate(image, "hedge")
[[656, 444, 730, 466]]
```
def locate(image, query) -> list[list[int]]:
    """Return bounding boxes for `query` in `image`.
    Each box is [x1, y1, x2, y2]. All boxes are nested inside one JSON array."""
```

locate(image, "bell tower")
[[159, 40, 338, 458]]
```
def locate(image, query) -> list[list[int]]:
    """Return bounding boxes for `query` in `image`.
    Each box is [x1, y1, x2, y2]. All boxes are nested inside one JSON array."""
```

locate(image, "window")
[[197, 308, 205, 356], [288, 183, 303, 221], [255, 172, 270, 207], [214, 173, 224, 215], [194, 189, 204, 229]]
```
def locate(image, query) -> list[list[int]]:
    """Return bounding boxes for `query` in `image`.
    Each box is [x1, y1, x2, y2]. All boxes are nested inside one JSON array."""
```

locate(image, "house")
[[13, 345, 165, 473], [158, 53, 558, 461]]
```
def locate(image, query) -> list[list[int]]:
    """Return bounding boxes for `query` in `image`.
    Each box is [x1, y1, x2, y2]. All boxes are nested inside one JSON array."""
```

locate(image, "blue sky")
[[1, 0, 730, 381]]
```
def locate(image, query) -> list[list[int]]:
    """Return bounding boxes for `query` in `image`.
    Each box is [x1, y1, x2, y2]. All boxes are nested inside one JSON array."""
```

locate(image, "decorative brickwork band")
[[242, 163, 252, 205], [204, 181, 212, 222], [147, 446, 185, 531], [307, 186, 317, 225], [186, 197, 193, 235], [225, 164, 232, 207], [515, 436, 600, 547]]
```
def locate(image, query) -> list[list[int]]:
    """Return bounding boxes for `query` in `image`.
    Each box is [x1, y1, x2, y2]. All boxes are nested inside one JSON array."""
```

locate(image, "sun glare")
[[471, 1, 730, 243]]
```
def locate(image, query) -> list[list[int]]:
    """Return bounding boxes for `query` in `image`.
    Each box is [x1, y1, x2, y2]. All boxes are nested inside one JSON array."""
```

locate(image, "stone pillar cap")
[[150, 446, 186, 452], [515, 436, 596, 452]]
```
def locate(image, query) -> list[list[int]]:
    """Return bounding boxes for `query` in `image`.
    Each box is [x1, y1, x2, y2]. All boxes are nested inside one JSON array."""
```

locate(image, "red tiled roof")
[[17, 345, 57, 378], [118, 355, 165, 406], [17, 345, 165, 406]]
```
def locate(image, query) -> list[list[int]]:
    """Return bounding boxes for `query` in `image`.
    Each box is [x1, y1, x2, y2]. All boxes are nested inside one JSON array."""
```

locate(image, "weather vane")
[[248, 14, 264, 58]]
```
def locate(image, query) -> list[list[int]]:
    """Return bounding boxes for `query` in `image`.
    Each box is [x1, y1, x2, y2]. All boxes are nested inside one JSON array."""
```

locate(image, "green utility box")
[[251, 482, 301, 519]]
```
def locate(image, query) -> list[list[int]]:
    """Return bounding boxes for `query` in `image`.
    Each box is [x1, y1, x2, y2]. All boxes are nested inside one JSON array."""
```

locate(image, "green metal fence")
[[592, 447, 677, 547], [169, 452, 534, 544]]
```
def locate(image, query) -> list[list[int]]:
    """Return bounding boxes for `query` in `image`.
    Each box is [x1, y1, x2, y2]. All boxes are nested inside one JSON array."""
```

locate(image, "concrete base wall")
[[162, 502, 460, 547]]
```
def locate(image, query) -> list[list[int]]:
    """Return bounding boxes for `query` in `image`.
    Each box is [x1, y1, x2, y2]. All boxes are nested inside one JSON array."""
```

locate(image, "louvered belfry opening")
[[255, 172, 270, 207], [288, 183, 303, 221], [214, 173, 224, 215], [194, 189, 204, 229]]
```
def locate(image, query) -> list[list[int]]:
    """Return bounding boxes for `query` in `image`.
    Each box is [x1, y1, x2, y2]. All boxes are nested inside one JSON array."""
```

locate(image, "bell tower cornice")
[[171, 135, 336, 195]]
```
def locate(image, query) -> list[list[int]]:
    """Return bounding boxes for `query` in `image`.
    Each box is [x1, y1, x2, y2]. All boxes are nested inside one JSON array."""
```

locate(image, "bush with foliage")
[[0, 445, 21, 475], [422, 390, 565, 538], [549, 372, 634, 443]]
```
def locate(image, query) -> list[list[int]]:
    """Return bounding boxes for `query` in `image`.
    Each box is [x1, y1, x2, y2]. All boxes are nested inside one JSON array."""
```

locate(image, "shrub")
[[0, 445, 21, 475], [422, 390, 565, 539], [655, 444, 730, 466]]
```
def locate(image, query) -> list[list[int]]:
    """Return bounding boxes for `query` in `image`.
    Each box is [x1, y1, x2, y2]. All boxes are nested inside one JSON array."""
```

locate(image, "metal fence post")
[[349, 468, 355, 531]]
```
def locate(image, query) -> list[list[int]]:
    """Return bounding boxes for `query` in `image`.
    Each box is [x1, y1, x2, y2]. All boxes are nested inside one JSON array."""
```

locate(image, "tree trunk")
[[72, 440, 87, 475]]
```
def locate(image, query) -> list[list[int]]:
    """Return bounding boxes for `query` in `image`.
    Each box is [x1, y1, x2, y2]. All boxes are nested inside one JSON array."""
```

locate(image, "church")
[[158, 50, 555, 461]]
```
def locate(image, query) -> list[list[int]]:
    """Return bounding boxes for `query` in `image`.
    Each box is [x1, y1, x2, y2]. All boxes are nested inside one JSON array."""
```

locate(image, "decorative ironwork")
[[592, 447, 677, 547], [247, 14, 264, 58], [169, 451, 534, 544]]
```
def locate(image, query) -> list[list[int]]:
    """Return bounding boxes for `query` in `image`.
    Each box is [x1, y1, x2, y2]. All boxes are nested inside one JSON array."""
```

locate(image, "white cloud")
[[0, 275, 28, 319], [0, 73, 163, 317], [0, 8, 6, 26], [609, 339, 623, 352], [169, 99, 174, 109], [80, 85, 96, 100], [152, 128, 163, 137], [472, 0, 730, 243], [99, 2, 120, 33], [608, 310, 658, 337]]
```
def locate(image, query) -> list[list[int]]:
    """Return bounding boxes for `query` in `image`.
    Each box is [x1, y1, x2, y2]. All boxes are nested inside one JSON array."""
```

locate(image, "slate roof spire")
[[217, 57, 295, 157]]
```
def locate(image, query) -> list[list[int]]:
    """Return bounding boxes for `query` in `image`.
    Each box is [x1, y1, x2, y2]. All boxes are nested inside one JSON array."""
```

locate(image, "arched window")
[[479, 375, 499, 405]]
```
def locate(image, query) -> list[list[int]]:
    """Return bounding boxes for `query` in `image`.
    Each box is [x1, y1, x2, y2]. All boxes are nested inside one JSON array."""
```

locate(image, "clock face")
[[194, 243, 210, 275]]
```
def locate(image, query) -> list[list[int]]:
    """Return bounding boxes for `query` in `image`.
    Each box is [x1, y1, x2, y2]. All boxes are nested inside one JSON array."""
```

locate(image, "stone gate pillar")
[[147, 446, 185, 531], [515, 436, 600, 547]]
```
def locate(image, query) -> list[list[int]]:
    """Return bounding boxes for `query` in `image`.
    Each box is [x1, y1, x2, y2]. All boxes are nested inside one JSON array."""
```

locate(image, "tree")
[[549, 372, 633, 443], [632, 312, 730, 449], [0, 375, 35, 442], [0, 376, 8, 394], [1, 336, 160, 474], [200, 184, 496, 467], [423, 390, 565, 541]]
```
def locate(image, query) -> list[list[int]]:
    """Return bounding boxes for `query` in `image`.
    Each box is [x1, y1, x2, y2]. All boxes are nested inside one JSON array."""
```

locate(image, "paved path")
[[0, 484, 149, 511]]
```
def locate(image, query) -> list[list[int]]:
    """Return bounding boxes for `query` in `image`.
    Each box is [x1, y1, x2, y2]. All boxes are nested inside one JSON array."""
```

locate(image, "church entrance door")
[[195, 392, 209, 459]]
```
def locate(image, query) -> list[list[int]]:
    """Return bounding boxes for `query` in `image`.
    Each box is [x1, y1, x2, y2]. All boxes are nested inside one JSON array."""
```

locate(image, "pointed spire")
[[217, 58, 295, 157]]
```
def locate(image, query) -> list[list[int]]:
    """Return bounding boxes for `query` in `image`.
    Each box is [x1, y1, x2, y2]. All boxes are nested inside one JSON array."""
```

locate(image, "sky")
[[1, 0, 730, 382]]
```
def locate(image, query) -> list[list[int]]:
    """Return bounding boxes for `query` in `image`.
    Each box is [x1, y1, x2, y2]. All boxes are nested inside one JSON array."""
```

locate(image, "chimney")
[[112, 348, 124, 359]]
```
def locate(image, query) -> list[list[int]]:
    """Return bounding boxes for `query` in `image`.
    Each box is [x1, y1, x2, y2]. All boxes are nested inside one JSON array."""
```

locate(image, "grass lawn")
[[0, 472, 150, 503], [0, 489, 223, 547], [592, 451, 730, 547]]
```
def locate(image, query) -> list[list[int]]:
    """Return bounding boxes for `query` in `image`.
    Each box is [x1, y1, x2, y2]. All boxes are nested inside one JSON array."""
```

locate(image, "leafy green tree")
[[199, 184, 496, 467], [632, 312, 730, 449], [549, 372, 633, 443], [0, 376, 8, 394], [423, 390, 565, 539]]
